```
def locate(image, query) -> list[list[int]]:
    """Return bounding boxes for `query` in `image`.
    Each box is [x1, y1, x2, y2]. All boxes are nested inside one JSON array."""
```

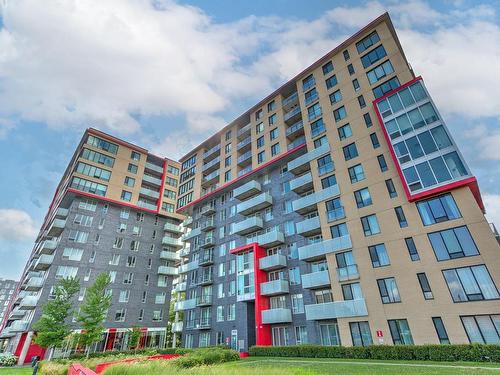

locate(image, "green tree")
[[77, 273, 111, 357], [127, 327, 141, 352], [32, 277, 80, 358]]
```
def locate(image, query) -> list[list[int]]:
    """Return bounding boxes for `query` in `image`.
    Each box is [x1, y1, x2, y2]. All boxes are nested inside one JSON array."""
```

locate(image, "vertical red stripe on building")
[[157, 159, 168, 213]]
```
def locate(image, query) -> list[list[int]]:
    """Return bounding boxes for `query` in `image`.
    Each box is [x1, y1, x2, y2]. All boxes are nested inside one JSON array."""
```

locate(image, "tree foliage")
[[32, 276, 80, 349]]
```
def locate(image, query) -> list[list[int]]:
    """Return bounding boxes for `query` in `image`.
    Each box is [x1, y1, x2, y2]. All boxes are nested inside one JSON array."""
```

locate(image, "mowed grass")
[[0, 368, 32, 375]]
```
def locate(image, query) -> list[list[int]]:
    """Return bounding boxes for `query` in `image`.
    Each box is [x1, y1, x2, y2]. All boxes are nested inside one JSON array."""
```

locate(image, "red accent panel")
[[239, 352, 250, 358], [23, 342, 46, 364], [69, 364, 97, 375], [372, 76, 484, 211], [177, 143, 306, 213], [105, 332, 116, 351], [156, 159, 168, 212]]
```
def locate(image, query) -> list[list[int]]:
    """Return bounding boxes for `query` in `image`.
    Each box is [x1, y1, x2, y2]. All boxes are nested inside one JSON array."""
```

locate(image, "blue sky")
[[0, 0, 499, 280]]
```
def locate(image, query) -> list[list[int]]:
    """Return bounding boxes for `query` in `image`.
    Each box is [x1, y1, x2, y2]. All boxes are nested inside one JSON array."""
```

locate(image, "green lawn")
[[0, 368, 31, 375]]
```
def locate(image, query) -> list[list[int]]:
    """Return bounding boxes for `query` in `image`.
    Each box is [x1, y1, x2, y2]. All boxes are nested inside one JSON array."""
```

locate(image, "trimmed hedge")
[[249, 344, 500, 362]]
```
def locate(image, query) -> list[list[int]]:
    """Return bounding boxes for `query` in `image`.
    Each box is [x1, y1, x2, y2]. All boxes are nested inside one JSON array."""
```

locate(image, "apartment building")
[[0, 129, 185, 364], [0, 279, 18, 339], [173, 13, 500, 351]]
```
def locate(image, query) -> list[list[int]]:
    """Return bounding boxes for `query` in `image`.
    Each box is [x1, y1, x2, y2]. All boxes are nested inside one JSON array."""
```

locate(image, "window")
[[121, 190, 132, 201], [114, 309, 126, 322], [224, 156, 231, 168], [123, 272, 134, 284], [295, 326, 308, 345], [256, 122, 264, 133], [256, 109, 263, 120], [317, 154, 334, 176], [270, 127, 279, 140], [303, 74, 315, 91], [388, 319, 414, 345], [164, 189, 176, 199], [361, 214, 380, 236], [361, 45, 387, 68], [343, 143, 358, 161], [352, 79, 360, 91], [461, 315, 500, 344], [373, 76, 400, 98], [62, 248, 84, 261], [268, 113, 277, 126], [71, 177, 107, 196], [315, 289, 333, 304], [268, 100, 276, 112], [347, 64, 355, 75], [305, 88, 318, 106], [343, 50, 350, 61], [87, 135, 118, 154], [167, 165, 179, 175], [354, 187, 372, 208], [348, 164, 365, 183], [364, 113, 373, 128], [291, 294, 304, 314], [394, 206, 408, 228], [322, 61, 334, 75], [385, 179, 397, 198], [225, 130, 232, 141], [417, 272, 434, 300], [75, 162, 111, 181], [378, 278, 400, 303], [321, 175, 337, 190], [124, 176, 135, 187], [356, 31, 380, 53], [432, 317, 450, 344], [357, 95, 366, 109], [320, 323, 341, 346], [130, 151, 140, 161], [109, 254, 120, 266], [369, 133, 380, 149], [271, 143, 281, 157], [310, 118, 325, 138], [225, 143, 232, 153], [377, 154, 388, 171], [443, 265, 499, 302], [427, 226, 478, 261], [369, 244, 390, 267], [162, 202, 174, 212], [325, 75, 338, 89], [338, 124, 352, 140], [127, 163, 138, 174], [330, 222, 348, 238], [350, 322, 373, 346], [56, 266, 78, 279], [257, 151, 265, 164], [119, 290, 130, 303], [405, 237, 420, 261], [68, 230, 89, 243], [289, 267, 301, 285], [80, 148, 115, 167], [417, 194, 461, 226], [329, 89, 342, 104], [333, 106, 347, 122], [224, 170, 231, 182], [307, 103, 322, 121]]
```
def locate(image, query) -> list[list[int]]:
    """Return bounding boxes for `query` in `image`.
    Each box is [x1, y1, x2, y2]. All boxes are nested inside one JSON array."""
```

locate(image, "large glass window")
[[427, 226, 478, 261], [356, 31, 380, 53], [354, 187, 372, 208], [377, 277, 400, 303], [461, 315, 500, 344], [443, 265, 499, 302], [361, 45, 387, 68], [350, 321, 373, 346], [361, 214, 380, 236], [369, 244, 390, 267], [348, 164, 365, 183], [417, 194, 461, 225], [432, 317, 450, 344], [320, 323, 341, 346], [388, 319, 414, 345], [343, 143, 359, 161]]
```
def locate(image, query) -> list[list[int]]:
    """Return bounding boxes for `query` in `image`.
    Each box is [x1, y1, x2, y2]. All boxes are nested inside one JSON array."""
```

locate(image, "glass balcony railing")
[[202, 156, 221, 172], [174, 298, 196, 311], [290, 172, 313, 193], [164, 222, 183, 233], [237, 136, 252, 150], [282, 92, 298, 107], [336, 264, 359, 282], [237, 151, 252, 165], [296, 216, 321, 235], [159, 251, 180, 262], [139, 187, 160, 200], [327, 207, 346, 222], [284, 106, 301, 122], [142, 174, 162, 186], [305, 299, 368, 320], [203, 144, 221, 160], [237, 123, 251, 139], [237, 192, 272, 216], [145, 162, 164, 174], [233, 216, 264, 236], [287, 136, 306, 151], [292, 185, 340, 214], [234, 180, 261, 200], [288, 142, 330, 174], [237, 166, 252, 177], [157, 266, 178, 276], [298, 235, 352, 261], [247, 230, 285, 248], [301, 270, 330, 289], [285, 120, 304, 137], [259, 254, 287, 270], [260, 279, 289, 296], [262, 308, 292, 324]]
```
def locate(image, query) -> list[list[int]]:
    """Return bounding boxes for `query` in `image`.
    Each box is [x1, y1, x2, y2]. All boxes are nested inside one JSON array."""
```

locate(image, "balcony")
[[172, 321, 183, 333], [145, 162, 164, 174], [47, 218, 66, 236], [178, 260, 199, 274], [160, 251, 180, 262], [296, 216, 321, 236], [9, 309, 25, 319], [174, 298, 196, 312], [290, 172, 313, 194], [174, 282, 186, 293], [55, 207, 69, 218], [234, 180, 262, 200], [259, 254, 287, 271], [138, 200, 157, 211], [142, 174, 162, 186], [250, 231, 285, 248], [203, 144, 221, 161], [233, 216, 263, 236], [285, 120, 304, 140], [237, 151, 252, 166], [24, 277, 44, 291], [158, 266, 178, 276], [260, 279, 289, 296], [327, 207, 346, 223], [201, 204, 216, 216], [288, 142, 330, 174], [164, 222, 183, 234], [337, 264, 360, 282], [9, 320, 29, 332], [283, 106, 302, 123], [196, 294, 213, 306], [200, 218, 215, 232], [237, 136, 252, 152], [282, 92, 298, 109], [237, 123, 251, 139], [199, 251, 214, 266], [302, 270, 331, 289], [0, 328, 14, 338], [198, 272, 213, 285], [182, 227, 201, 241], [19, 295, 38, 310], [40, 239, 57, 255], [237, 192, 272, 216], [162, 236, 183, 248], [305, 91, 319, 106], [182, 217, 193, 227], [298, 235, 352, 261], [33, 254, 54, 270], [179, 247, 190, 257], [292, 185, 340, 214], [202, 170, 220, 186], [288, 136, 306, 151], [305, 299, 368, 320], [262, 308, 292, 324], [194, 318, 211, 330], [200, 236, 215, 248], [202, 156, 221, 173], [238, 166, 252, 177], [139, 187, 160, 200]]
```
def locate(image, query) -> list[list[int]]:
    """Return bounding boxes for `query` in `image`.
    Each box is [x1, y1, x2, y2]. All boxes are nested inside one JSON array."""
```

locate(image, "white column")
[[17, 331, 34, 366]]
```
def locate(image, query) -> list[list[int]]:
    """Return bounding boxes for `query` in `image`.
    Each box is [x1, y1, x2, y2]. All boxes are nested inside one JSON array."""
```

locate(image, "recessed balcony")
[[18, 295, 38, 310], [145, 162, 164, 174], [181, 227, 201, 241], [305, 299, 368, 320], [196, 294, 213, 306], [336, 264, 360, 282], [40, 239, 57, 255], [285, 120, 304, 140], [203, 144, 221, 161], [298, 235, 352, 261], [202, 156, 221, 174], [237, 123, 251, 139], [250, 231, 285, 248], [202, 170, 220, 186], [200, 236, 215, 248], [233, 216, 264, 236], [9, 309, 25, 319], [162, 236, 183, 248], [288, 142, 330, 175], [142, 174, 162, 186], [234, 180, 262, 200], [237, 192, 272, 216], [160, 251, 180, 262], [201, 205, 216, 216], [262, 308, 292, 324], [173, 282, 186, 293], [301, 270, 331, 289], [237, 151, 252, 166], [200, 218, 215, 232], [282, 91, 298, 110], [292, 185, 340, 214], [139, 187, 160, 200], [9, 320, 29, 332], [283, 106, 301, 124], [33, 254, 54, 270], [198, 251, 214, 266], [174, 298, 196, 312], [259, 254, 287, 271], [237, 136, 252, 152], [296, 216, 321, 236], [260, 279, 289, 296], [290, 172, 313, 194], [55, 207, 69, 218], [23, 277, 44, 291], [158, 266, 178, 276], [164, 222, 183, 234], [47, 218, 66, 236]]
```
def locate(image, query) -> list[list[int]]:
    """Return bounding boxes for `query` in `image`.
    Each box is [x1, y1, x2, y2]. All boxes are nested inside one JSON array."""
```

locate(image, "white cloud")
[[484, 194, 500, 228], [0, 209, 38, 242], [462, 125, 500, 161]]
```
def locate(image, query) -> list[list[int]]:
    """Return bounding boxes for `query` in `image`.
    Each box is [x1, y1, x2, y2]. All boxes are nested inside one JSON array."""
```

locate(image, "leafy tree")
[[166, 292, 182, 348], [127, 327, 141, 352], [32, 277, 80, 358], [77, 273, 111, 357]]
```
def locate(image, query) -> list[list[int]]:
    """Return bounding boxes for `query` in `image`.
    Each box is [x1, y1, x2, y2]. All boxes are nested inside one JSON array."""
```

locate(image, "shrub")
[[0, 353, 18, 366], [39, 361, 68, 375], [249, 344, 500, 362], [171, 347, 239, 368]]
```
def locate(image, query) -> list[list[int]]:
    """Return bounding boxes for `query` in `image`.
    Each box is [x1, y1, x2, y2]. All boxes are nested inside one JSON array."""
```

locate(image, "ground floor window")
[[319, 323, 341, 346], [388, 319, 414, 345], [349, 321, 372, 346], [295, 326, 308, 345], [199, 332, 211, 347], [185, 334, 193, 348], [272, 326, 291, 346], [462, 315, 500, 344]]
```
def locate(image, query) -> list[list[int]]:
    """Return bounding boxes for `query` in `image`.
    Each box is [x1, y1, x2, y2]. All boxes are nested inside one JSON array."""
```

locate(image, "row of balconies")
[[145, 161, 164, 174], [247, 230, 285, 248], [202, 156, 221, 173], [292, 185, 340, 214], [161, 236, 183, 248]]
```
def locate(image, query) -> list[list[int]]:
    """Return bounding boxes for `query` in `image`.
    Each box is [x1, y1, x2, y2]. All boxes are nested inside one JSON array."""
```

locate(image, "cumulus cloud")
[[0, 209, 38, 242]]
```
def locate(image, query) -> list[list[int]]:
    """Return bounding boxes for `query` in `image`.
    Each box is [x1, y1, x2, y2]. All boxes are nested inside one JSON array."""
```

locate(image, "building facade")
[[174, 13, 500, 350], [0, 129, 185, 364], [0, 279, 18, 335]]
